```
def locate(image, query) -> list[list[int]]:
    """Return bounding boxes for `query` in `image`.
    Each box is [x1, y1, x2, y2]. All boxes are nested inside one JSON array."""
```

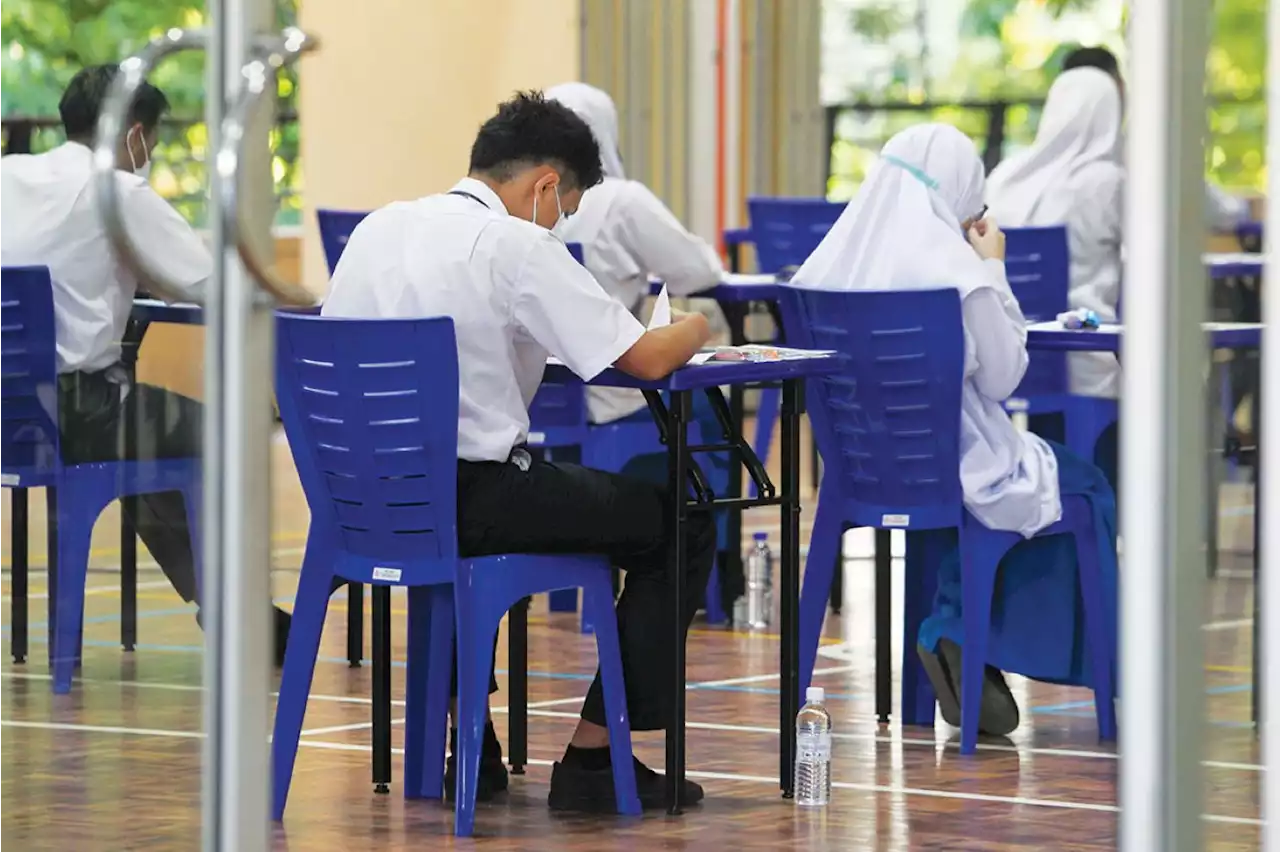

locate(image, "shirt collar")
[[449, 177, 508, 216]]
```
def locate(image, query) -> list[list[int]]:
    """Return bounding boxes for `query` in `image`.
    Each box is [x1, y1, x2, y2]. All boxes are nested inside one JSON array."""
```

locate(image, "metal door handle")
[[93, 28, 208, 302], [216, 27, 318, 307]]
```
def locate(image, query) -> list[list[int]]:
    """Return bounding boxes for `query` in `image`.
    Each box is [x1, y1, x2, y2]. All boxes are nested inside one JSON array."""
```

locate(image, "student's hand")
[[968, 218, 1006, 261]]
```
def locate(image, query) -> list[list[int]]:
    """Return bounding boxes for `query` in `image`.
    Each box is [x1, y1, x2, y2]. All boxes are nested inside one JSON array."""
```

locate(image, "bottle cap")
[[805, 686, 824, 703], [753, 532, 768, 541]]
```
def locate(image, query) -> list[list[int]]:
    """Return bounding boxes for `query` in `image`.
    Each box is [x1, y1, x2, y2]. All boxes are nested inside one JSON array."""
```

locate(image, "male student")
[[322, 91, 716, 812], [1060, 44, 1255, 231], [0, 65, 293, 662]]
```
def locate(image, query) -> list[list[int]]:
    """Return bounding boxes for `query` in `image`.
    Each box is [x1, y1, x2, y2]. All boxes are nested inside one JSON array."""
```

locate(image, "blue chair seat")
[[269, 312, 640, 835], [2, 266, 202, 693], [779, 283, 1116, 755]]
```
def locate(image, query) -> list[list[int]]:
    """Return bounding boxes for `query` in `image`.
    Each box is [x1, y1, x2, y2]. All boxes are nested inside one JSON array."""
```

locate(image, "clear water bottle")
[[741, 532, 773, 630], [795, 686, 832, 807]]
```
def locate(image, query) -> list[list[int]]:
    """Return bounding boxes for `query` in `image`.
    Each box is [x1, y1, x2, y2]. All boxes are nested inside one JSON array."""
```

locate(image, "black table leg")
[[665, 391, 691, 815], [371, 584, 392, 793], [779, 379, 803, 797], [875, 528, 893, 724], [11, 488, 28, 664], [508, 596, 529, 774], [346, 582, 363, 667], [121, 497, 137, 652], [723, 303, 749, 604], [120, 321, 145, 652], [829, 537, 843, 615]]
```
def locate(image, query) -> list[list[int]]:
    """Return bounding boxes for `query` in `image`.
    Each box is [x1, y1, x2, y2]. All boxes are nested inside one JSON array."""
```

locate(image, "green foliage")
[[1, 0, 301, 226], [835, 0, 1267, 194]]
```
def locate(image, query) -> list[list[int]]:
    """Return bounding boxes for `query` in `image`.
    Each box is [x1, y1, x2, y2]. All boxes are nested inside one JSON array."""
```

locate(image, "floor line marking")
[[0, 720, 1260, 824]]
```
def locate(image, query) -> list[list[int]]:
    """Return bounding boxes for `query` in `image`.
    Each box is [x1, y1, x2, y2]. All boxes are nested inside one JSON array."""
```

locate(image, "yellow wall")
[[297, 0, 581, 296]]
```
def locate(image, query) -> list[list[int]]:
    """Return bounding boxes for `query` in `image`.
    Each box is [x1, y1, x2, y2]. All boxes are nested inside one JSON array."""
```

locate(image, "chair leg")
[[798, 490, 842, 700], [828, 544, 843, 615], [11, 488, 28, 665], [270, 562, 334, 821], [1071, 515, 1117, 740], [704, 558, 728, 625], [582, 580, 642, 816], [454, 594, 502, 837], [121, 501, 137, 652], [900, 531, 943, 727], [874, 529, 892, 725], [51, 493, 94, 695], [405, 584, 453, 800], [180, 486, 203, 603], [958, 544, 998, 755], [507, 597, 529, 775]]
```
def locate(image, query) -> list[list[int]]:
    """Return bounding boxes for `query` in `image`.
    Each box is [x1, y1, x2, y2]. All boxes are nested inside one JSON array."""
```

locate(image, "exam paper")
[[649, 285, 671, 329]]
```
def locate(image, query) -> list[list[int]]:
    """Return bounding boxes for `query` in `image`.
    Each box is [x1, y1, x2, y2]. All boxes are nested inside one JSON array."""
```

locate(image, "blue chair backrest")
[[316, 209, 371, 276], [778, 284, 965, 529], [565, 242, 585, 265], [1004, 225, 1069, 398], [2, 266, 61, 477], [746, 197, 846, 274], [274, 313, 460, 572]]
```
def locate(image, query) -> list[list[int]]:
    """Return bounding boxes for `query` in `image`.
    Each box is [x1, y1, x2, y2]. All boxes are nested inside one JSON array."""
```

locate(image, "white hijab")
[[792, 124, 994, 300], [986, 67, 1123, 225], [546, 82, 626, 180]]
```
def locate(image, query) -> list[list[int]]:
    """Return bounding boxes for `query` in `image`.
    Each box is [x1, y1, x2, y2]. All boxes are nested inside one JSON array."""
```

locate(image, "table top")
[[1026, 320, 1262, 352], [545, 352, 838, 391], [1204, 252, 1264, 278]]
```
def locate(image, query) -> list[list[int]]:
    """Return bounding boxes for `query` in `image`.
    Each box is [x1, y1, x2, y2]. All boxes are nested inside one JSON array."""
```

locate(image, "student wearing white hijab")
[[546, 82, 724, 425], [792, 124, 1118, 735], [986, 67, 1124, 400]]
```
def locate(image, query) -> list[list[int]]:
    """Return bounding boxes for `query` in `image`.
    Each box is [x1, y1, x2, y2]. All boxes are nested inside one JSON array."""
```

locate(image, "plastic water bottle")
[[795, 686, 832, 806], [743, 532, 773, 630]]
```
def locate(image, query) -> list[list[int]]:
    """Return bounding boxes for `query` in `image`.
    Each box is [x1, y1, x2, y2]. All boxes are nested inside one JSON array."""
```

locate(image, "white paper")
[[649, 285, 671, 329]]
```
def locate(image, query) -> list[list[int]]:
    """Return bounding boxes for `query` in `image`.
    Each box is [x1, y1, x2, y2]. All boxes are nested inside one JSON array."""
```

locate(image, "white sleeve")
[[119, 180, 212, 302], [1206, 181, 1248, 232], [616, 181, 723, 297], [512, 232, 645, 380], [964, 282, 1029, 402]]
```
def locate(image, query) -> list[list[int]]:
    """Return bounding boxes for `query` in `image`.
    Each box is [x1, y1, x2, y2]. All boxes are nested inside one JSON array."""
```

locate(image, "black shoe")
[[444, 723, 509, 802], [273, 607, 292, 668], [917, 637, 1020, 736], [548, 755, 704, 813]]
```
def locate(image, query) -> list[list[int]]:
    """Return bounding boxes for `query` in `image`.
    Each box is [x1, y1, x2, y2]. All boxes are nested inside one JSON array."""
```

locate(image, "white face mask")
[[127, 126, 151, 180], [531, 183, 566, 235]]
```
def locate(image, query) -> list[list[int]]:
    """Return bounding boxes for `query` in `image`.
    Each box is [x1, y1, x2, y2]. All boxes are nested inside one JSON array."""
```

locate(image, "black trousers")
[[456, 457, 717, 731], [58, 370, 201, 604]]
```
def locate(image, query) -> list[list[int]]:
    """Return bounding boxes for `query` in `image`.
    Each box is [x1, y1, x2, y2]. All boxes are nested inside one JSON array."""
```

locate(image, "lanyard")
[[447, 189, 490, 209]]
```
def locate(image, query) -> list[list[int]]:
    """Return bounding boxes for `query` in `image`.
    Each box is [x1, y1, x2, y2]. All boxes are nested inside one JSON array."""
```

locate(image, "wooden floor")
[[0, 430, 1263, 850]]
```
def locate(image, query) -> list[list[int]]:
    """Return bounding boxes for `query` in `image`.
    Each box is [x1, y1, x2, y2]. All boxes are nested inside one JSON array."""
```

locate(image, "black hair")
[[59, 64, 170, 140], [1062, 46, 1120, 78], [468, 91, 603, 191]]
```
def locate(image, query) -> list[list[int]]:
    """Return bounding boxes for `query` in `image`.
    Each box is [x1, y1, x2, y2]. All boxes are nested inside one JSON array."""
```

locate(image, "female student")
[[791, 123, 1118, 735], [986, 66, 1125, 400], [545, 82, 724, 425]]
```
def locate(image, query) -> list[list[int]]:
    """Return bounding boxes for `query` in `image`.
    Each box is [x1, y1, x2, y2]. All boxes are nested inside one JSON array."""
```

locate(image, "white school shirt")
[[559, 177, 723, 423], [320, 177, 646, 463], [0, 141, 210, 373]]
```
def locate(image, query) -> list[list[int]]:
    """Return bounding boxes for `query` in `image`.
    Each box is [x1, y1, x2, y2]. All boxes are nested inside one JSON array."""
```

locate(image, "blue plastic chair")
[[1002, 226, 1118, 466], [1, 266, 201, 694], [269, 312, 640, 834], [778, 283, 1116, 754], [743, 197, 846, 490], [316, 209, 370, 275]]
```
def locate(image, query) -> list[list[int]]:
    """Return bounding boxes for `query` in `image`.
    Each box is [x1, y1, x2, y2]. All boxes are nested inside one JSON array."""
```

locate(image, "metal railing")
[[2, 111, 300, 227], [823, 93, 1267, 199]]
